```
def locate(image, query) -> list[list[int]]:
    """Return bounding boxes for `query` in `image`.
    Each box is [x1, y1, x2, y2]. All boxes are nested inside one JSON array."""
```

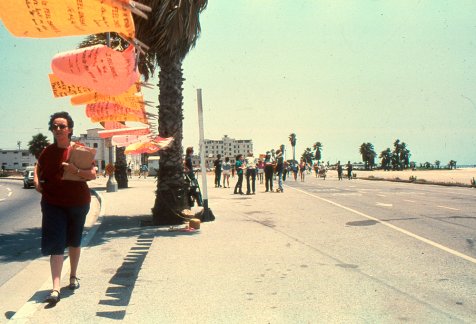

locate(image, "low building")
[[0, 149, 36, 170]]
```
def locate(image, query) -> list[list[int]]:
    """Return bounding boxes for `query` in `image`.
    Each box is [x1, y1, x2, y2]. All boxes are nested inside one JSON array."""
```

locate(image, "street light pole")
[[106, 138, 118, 192], [105, 32, 117, 193], [197, 89, 215, 222]]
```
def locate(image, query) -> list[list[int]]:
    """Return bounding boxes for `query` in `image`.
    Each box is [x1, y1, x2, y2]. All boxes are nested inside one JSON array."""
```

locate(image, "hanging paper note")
[[52, 45, 139, 96], [124, 137, 173, 154], [86, 102, 147, 123], [111, 134, 148, 147], [0, 0, 135, 39], [48, 74, 93, 98], [70, 83, 144, 110], [101, 121, 127, 130], [98, 126, 150, 139]]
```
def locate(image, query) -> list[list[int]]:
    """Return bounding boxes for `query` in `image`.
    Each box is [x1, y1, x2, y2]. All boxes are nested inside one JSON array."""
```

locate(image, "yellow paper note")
[[0, 0, 135, 38], [48, 74, 93, 98]]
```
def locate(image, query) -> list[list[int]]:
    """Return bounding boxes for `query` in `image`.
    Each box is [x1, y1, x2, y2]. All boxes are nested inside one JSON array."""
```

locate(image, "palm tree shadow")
[[0, 212, 197, 264]]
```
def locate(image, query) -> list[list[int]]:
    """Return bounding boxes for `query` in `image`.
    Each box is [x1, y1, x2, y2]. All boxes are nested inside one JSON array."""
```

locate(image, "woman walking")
[[34, 111, 96, 304]]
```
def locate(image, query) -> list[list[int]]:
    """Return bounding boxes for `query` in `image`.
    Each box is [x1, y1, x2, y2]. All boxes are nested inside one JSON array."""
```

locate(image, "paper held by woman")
[[62, 144, 96, 181]]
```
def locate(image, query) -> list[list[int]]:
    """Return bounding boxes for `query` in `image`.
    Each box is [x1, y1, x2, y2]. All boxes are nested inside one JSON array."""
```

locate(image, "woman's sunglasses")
[[51, 124, 68, 130]]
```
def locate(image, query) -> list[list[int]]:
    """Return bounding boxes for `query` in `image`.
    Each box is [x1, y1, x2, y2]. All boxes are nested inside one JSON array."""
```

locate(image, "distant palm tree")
[[399, 142, 411, 169], [313, 142, 323, 163], [28, 133, 50, 159], [379, 148, 392, 171], [448, 160, 457, 169], [289, 133, 297, 162], [435, 160, 441, 169], [301, 147, 313, 164], [134, 0, 209, 225], [360, 142, 376, 170]]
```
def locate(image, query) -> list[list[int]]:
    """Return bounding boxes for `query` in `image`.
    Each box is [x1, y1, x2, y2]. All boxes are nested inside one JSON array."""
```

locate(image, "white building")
[[0, 149, 36, 170], [202, 135, 253, 167]]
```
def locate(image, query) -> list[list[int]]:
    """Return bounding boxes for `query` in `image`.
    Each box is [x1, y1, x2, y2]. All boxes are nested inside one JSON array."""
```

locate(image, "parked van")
[[23, 166, 35, 189]]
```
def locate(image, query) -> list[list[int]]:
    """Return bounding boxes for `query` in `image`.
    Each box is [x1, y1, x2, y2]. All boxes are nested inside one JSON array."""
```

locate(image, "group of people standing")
[[212, 150, 285, 195], [336, 160, 353, 180]]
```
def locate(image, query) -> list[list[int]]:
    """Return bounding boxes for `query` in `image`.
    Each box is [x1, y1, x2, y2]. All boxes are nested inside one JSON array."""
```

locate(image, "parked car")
[[23, 169, 34, 189]]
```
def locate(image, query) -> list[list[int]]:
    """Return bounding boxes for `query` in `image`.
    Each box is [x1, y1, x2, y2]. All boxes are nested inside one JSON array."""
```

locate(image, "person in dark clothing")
[[214, 154, 222, 187], [234, 154, 244, 194], [264, 151, 275, 192], [347, 161, 353, 180], [184, 147, 195, 179], [337, 161, 343, 180], [34, 111, 97, 304]]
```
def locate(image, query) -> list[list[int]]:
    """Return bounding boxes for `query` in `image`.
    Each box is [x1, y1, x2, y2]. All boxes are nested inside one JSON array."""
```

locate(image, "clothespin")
[[110, 0, 152, 20], [119, 33, 149, 55]]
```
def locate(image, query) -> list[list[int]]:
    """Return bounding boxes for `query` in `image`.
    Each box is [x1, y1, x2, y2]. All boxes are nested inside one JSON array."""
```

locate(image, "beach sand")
[[354, 168, 476, 186]]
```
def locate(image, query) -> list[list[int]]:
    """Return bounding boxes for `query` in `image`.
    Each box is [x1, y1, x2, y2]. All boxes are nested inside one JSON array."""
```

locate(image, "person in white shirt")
[[245, 152, 257, 195], [222, 157, 232, 188]]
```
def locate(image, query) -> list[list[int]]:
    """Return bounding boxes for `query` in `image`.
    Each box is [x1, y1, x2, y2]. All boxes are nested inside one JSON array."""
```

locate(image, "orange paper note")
[[86, 102, 147, 123], [52, 45, 139, 96]]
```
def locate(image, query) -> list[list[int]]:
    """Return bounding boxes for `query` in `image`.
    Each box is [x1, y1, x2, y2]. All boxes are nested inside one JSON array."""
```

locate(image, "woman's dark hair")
[[236, 154, 242, 160], [49, 111, 74, 139], [186, 147, 194, 156], [225, 157, 229, 162]]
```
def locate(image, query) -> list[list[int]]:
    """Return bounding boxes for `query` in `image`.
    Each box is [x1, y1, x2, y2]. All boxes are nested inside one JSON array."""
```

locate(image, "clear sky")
[[1, 1, 476, 165]]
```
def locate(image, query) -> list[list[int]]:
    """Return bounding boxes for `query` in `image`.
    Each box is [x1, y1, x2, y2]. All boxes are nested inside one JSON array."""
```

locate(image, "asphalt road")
[[0, 179, 42, 286], [274, 175, 476, 322], [285, 175, 476, 260]]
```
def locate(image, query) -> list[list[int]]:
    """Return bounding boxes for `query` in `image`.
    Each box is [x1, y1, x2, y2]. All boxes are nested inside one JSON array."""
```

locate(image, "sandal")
[[45, 290, 60, 304], [69, 276, 80, 290]]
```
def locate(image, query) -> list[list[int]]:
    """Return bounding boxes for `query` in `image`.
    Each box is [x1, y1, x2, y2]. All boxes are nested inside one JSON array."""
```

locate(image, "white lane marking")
[[403, 199, 416, 203], [437, 205, 460, 211], [0, 198, 5, 202], [288, 186, 476, 265], [377, 194, 386, 197], [376, 202, 393, 207]]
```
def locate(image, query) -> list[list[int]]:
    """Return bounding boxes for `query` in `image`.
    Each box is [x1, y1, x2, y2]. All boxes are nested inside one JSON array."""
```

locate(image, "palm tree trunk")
[[152, 57, 187, 225]]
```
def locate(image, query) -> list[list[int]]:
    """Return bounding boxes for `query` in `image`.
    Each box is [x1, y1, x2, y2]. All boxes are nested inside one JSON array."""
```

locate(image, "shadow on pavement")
[[0, 228, 42, 262]]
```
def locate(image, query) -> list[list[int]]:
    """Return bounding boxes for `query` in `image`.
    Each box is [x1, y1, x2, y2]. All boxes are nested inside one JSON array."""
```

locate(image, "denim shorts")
[[41, 201, 90, 256]]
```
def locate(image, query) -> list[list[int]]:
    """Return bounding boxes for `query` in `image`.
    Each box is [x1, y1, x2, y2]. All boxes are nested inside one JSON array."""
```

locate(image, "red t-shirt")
[[37, 144, 91, 207]]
